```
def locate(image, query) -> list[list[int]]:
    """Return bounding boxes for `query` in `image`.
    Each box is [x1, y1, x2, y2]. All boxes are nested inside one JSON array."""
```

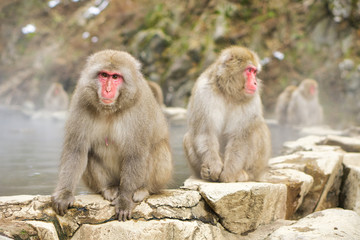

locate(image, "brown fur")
[[183, 46, 271, 182], [51, 50, 173, 221], [147, 80, 164, 105]]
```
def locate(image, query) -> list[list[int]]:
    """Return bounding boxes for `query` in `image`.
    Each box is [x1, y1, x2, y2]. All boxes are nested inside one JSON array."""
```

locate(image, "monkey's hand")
[[200, 160, 223, 182], [112, 195, 135, 221], [51, 190, 75, 216]]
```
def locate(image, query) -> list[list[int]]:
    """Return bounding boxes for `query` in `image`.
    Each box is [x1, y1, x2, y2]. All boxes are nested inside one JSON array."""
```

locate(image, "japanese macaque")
[[275, 85, 297, 124], [147, 80, 164, 105], [183, 46, 271, 182], [44, 82, 69, 111], [276, 79, 323, 126], [52, 50, 173, 221]]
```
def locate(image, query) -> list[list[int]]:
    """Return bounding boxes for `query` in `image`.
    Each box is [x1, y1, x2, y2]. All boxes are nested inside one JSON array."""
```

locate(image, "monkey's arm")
[[113, 152, 148, 221], [52, 117, 90, 216]]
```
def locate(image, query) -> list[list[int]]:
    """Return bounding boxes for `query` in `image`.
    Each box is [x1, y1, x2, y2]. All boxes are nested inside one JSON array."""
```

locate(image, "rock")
[[25, 221, 59, 240], [132, 189, 218, 224], [299, 126, 343, 136], [261, 168, 314, 219], [343, 153, 360, 167], [295, 151, 344, 218], [340, 162, 360, 214], [323, 135, 360, 152], [268, 150, 344, 218], [267, 208, 360, 239], [282, 135, 326, 154], [72, 219, 237, 240], [183, 178, 287, 234]]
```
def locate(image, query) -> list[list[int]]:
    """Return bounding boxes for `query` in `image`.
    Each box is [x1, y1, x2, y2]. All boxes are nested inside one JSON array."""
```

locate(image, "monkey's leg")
[[194, 134, 223, 181], [149, 138, 173, 191], [83, 157, 119, 201], [133, 188, 150, 202], [219, 137, 250, 182], [183, 133, 202, 178]]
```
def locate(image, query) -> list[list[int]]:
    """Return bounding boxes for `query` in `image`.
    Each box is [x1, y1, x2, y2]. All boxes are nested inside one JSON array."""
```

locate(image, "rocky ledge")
[[1, 133, 360, 239]]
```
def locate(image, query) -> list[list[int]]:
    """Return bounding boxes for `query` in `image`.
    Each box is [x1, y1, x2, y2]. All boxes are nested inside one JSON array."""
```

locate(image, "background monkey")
[[52, 50, 173, 221], [43, 82, 69, 111], [275, 85, 297, 124], [183, 46, 271, 182], [276, 79, 323, 126]]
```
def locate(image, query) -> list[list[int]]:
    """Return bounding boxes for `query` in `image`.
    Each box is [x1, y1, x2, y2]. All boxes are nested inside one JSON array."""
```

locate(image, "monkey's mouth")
[[101, 98, 115, 104], [245, 88, 256, 94]]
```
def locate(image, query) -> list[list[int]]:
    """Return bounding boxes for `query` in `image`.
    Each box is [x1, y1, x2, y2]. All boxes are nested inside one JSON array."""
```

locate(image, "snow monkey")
[[183, 46, 271, 182], [52, 50, 173, 221], [44, 82, 69, 111], [276, 79, 323, 126]]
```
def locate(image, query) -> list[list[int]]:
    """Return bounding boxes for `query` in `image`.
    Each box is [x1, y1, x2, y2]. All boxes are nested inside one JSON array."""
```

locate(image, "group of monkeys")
[[50, 46, 324, 221]]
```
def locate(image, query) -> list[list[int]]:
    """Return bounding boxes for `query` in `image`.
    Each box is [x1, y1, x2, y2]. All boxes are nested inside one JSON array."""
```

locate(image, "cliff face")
[[0, 0, 359, 126]]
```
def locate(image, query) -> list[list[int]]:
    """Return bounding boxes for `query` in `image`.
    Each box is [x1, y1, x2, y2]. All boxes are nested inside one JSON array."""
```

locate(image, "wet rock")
[[267, 208, 360, 239], [183, 178, 287, 234]]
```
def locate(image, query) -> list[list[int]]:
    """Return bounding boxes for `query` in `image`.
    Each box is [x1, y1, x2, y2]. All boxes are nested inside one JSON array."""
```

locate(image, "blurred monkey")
[[52, 50, 173, 221], [44, 82, 69, 111], [275, 85, 297, 124], [276, 79, 323, 126], [183, 46, 271, 182]]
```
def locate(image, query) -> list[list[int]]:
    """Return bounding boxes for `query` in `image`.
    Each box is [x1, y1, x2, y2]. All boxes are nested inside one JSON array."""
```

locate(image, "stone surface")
[[340, 164, 360, 215], [261, 168, 314, 218], [267, 208, 360, 239], [267, 150, 344, 218], [282, 135, 326, 154], [132, 189, 218, 224], [323, 135, 360, 152], [72, 219, 237, 240], [183, 178, 287, 234]]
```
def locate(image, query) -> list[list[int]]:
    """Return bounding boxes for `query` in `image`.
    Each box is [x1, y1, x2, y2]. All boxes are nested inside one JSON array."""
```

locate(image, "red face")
[[309, 84, 316, 96], [244, 65, 257, 94], [98, 71, 123, 104]]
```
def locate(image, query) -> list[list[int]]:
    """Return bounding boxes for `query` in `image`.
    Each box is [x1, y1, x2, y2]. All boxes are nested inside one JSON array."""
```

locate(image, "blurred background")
[[0, 0, 359, 195]]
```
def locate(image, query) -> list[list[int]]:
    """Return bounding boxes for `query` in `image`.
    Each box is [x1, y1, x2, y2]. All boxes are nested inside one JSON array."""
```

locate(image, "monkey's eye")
[[112, 74, 120, 79], [100, 72, 109, 78]]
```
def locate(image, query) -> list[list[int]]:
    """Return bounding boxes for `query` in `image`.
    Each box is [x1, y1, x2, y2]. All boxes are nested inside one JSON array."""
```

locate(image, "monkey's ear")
[[218, 49, 233, 64], [133, 58, 142, 71]]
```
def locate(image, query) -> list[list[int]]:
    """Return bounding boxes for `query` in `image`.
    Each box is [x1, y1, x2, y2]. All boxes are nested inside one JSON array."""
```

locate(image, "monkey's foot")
[[112, 196, 135, 221], [102, 186, 119, 201], [51, 190, 75, 216], [133, 188, 149, 202], [200, 161, 223, 181], [219, 169, 249, 182]]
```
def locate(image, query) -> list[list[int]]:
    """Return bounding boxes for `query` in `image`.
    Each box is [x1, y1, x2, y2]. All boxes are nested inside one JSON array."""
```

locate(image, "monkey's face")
[[80, 50, 141, 111], [243, 65, 258, 95], [97, 70, 123, 105]]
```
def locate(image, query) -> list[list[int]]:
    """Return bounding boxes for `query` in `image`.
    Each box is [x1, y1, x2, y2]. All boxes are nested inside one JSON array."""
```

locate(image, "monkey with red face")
[[183, 46, 271, 182], [276, 79, 323, 126], [52, 50, 173, 221]]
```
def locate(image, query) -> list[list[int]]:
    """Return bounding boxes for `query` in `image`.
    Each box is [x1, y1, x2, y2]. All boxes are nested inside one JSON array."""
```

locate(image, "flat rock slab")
[[183, 178, 287, 234], [268, 208, 360, 239], [71, 219, 237, 240]]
